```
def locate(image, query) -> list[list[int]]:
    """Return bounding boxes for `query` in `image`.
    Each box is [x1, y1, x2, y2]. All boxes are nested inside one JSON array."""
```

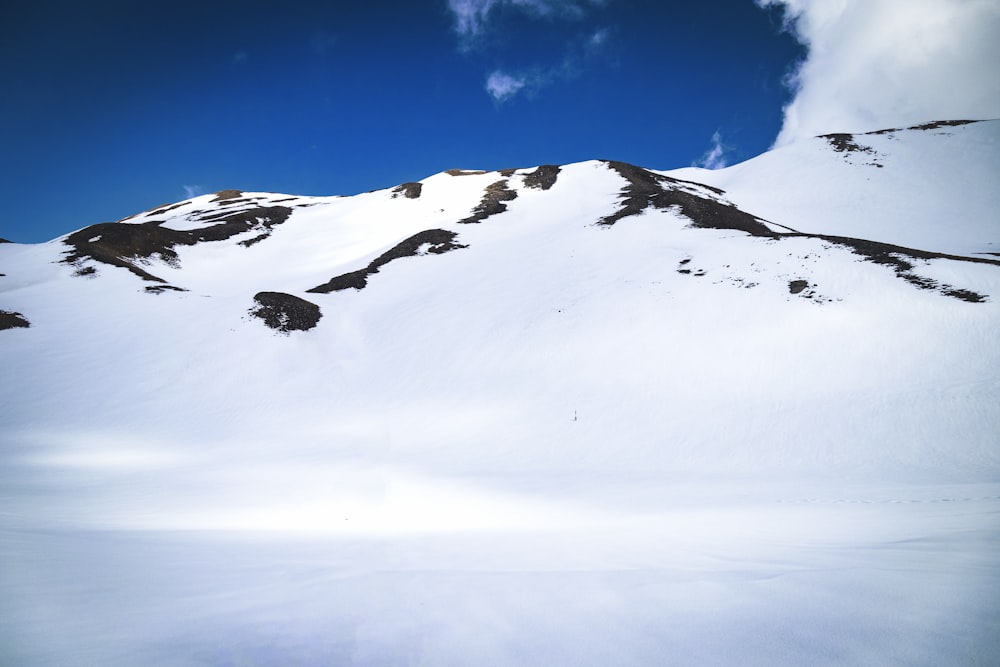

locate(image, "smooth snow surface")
[[1, 123, 999, 665]]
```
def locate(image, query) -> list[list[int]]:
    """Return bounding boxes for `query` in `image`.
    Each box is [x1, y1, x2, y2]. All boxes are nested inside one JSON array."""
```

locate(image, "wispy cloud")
[[448, 0, 612, 103], [694, 131, 730, 170], [587, 27, 608, 49], [447, 0, 500, 40], [447, 0, 609, 43], [482, 27, 611, 103], [757, 0, 1000, 145], [182, 185, 203, 199], [486, 70, 527, 102]]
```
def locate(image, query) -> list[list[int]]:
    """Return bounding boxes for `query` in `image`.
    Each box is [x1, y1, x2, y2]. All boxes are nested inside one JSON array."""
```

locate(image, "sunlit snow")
[[1, 122, 998, 665]]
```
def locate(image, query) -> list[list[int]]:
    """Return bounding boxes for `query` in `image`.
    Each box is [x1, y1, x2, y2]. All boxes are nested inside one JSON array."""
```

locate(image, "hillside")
[[1, 120, 998, 665]]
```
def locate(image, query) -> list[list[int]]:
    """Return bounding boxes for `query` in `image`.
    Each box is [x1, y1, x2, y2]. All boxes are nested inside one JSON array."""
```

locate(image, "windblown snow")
[[1, 120, 998, 665]]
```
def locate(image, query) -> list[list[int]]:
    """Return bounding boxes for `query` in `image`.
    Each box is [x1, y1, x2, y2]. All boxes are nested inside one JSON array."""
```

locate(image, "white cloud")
[[183, 185, 203, 199], [486, 70, 527, 102], [694, 131, 729, 170], [758, 0, 1000, 145], [447, 0, 500, 38], [447, 0, 608, 40], [449, 0, 611, 102]]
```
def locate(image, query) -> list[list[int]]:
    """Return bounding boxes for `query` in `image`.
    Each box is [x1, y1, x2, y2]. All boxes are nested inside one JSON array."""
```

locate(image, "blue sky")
[[0, 0, 804, 243], [3, 1, 996, 244]]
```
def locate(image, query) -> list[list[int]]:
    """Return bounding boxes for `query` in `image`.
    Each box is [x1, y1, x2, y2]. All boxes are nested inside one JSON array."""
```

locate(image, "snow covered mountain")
[[1, 120, 998, 665]]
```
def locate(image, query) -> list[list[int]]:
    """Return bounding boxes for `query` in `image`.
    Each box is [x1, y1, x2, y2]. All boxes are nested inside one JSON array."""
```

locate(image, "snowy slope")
[[669, 119, 1000, 257], [1, 121, 998, 665]]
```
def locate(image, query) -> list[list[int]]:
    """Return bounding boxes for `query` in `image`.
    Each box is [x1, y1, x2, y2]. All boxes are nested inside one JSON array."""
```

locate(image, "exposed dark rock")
[[63, 222, 194, 283], [499, 168, 518, 177], [308, 229, 467, 294], [819, 123, 977, 159], [250, 292, 322, 333], [63, 205, 292, 283], [239, 233, 270, 248], [820, 133, 875, 155], [796, 234, 998, 302], [0, 310, 30, 330], [598, 161, 994, 302], [941, 288, 987, 303], [145, 285, 187, 294], [599, 161, 776, 236], [446, 169, 487, 176], [147, 202, 187, 217], [212, 190, 243, 201], [369, 229, 467, 269], [523, 165, 561, 191], [788, 280, 810, 294], [458, 180, 518, 224], [906, 120, 978, 131], [309, 269, 370, 293], [809, 235, 1000, 270], [867, 127, 903, 136], [188, 206, 292, 241], [392, 182, 423, 199], [215, 198, 259, 206]]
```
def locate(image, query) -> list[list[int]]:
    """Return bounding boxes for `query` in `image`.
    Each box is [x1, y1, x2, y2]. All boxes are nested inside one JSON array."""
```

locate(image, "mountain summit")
[[1, 120, 998, 665]]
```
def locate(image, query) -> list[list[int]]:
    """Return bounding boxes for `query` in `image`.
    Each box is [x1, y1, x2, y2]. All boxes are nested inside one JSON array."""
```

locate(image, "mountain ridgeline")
[[4, 120, 994, 334]]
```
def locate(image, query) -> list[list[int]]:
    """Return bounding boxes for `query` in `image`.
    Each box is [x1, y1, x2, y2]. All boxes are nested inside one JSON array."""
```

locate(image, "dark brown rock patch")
[[788, 279, 809, 294], [145, 285, 187, 294], [0, 310, 30, 330], [250, 292, 322, 333], [63, 205, 292, 283], [819, 133, 879, 157], [458, 180, 518, 224], [599, 161, 776, 237], [523, 165, 561, 191], [392, 182, 423, 199], [791, 234, 998, 302], [212, 190, 244, 202], [598, 161, 994, 303], [906, 120, 978, 131], [308, 229, 467, 294]]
